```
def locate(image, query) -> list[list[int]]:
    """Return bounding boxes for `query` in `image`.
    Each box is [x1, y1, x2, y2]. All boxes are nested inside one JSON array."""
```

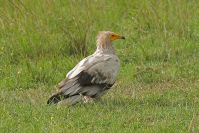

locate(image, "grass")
[[0, 0, 199, 132]]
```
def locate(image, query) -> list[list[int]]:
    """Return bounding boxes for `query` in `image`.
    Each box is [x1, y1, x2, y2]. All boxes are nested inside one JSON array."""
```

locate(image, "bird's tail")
[[47, 92, 64, 104], [47, 92, 82, 105], [47, 77, 80, 105]]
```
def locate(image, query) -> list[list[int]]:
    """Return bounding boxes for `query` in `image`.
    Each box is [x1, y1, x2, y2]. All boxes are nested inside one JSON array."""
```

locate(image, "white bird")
[[47, 31, 125, 105]]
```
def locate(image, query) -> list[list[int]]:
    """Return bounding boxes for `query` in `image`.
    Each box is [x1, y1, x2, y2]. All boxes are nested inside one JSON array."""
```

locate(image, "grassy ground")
[[0, 0, 199, 132]]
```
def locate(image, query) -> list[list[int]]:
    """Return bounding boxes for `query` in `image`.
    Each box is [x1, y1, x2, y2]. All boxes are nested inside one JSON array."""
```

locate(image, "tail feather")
[[57, 95, 82, 106], [47, 76, 110, 105], [47, 92, 68, 104], [47, 77, 80, 105], [47, 92, 82, 105]]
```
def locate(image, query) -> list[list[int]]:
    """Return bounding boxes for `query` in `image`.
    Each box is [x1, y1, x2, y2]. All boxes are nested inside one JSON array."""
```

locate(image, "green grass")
[[0, 0, 199, 132]]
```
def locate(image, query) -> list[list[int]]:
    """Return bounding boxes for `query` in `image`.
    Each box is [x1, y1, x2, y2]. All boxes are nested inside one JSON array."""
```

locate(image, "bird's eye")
[[111, 35, 114, 37]]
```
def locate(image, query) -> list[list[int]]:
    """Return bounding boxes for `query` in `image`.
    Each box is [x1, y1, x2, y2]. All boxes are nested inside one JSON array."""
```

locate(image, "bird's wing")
[[58, 54, 114, 88], [57, 56, 92, 89], [66, 54, 112, 79], [78, 55, 120, 85], [58, 53, 119, 94], [47, 54, 120, 104]]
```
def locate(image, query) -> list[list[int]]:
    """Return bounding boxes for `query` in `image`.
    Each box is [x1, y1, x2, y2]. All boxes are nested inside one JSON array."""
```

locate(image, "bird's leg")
[[83, 96, 93, 103], [79, 93, 94, 103], [83, 96, 94, 103]]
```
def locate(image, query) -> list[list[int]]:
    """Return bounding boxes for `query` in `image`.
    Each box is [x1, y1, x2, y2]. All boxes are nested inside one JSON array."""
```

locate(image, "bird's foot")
[[83, 96, 94, 103]]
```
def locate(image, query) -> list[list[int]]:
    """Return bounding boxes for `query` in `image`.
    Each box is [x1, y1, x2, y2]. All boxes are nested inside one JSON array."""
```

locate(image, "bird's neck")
[[95, 41, 115, 54]]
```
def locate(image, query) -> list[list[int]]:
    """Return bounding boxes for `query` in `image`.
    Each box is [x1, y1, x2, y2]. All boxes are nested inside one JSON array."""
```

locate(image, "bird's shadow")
[[72, 98, 134, 109], [98, 98, 128, 106]]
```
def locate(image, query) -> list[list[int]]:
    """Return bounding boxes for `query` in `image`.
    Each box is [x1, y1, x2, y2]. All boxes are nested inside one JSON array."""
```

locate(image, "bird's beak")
[[120, 36, 125, 39], [111, 34, 125, 41]]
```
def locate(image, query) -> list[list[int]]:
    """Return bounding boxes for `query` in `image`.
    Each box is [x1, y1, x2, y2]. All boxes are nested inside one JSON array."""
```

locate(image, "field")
[[0, 0, 199, 132]]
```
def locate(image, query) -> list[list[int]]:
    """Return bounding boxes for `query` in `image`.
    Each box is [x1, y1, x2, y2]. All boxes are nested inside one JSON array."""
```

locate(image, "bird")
[[47, 31, 125, 105]]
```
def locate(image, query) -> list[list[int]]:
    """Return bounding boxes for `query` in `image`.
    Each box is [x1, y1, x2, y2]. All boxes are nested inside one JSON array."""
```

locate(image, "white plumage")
[[67, 53, 120, 84], [47, 31, 125, 105]]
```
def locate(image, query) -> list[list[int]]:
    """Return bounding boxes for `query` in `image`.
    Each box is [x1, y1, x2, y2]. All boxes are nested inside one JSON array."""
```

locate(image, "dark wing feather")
[[47, 70, 114, 105]]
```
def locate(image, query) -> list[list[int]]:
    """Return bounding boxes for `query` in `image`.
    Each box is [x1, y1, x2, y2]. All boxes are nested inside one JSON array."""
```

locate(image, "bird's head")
[[97, 31, 125, 42], [96, 31, 125, 50], [109, 32, 125, 41]]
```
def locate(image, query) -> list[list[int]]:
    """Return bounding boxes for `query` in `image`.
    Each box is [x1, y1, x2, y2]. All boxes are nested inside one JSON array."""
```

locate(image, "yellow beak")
[[111, 34, 125, 41]]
